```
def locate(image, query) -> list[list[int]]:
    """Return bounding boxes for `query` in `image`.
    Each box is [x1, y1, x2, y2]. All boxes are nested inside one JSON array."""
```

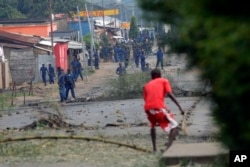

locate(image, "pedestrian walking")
[[40, 64, 48, 86], [64, 69, 76, 100], [48, 64, 55, 84], [143, 68, 185, 152], [94, 50, 99, 69], [76, 58, 84, 81], [140, 50, 146, 71], [156, 48, 164, 70], [71, 58, 78, 81]]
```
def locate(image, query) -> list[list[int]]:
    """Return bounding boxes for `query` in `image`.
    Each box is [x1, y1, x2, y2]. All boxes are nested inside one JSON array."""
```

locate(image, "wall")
[[33, 54, 55, 83], [68, 21, 90, 36], [56, 18, 68, 31], [0, 23, 57, 37], [8, 48, 36, 85]]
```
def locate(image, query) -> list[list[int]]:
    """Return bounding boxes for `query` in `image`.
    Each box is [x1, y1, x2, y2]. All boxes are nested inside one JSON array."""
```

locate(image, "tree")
[[129, 16, 139, 39], [0, 0, 86, 19], [0, 0, 25, 19], [99, 32, 109, 47], [83, 34, 91, 48], [138, 0, 250, 150]]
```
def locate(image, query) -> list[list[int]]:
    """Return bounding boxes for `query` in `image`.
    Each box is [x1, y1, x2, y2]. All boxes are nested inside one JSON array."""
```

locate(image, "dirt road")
[[0, 52, 217, 167]]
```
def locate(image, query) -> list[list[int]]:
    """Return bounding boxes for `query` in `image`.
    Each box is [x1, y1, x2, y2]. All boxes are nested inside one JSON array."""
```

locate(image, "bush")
[[105, 71, 174, 100]]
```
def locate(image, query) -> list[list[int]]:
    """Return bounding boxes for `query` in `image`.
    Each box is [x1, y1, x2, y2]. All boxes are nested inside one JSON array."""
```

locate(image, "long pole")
[[114, 0, 116, 29], [102, 0, 105, 32], [77, 6, 88, 80], [85, 4, 94, 69], [49, 0, 54, 56]]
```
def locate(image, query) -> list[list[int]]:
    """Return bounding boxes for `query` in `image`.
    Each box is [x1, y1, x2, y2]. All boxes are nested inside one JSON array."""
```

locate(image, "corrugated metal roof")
[[68, 41, 84, 49], [39, 39, 84, 49], [53, 38, 70, 43], [0, 30, 41, 46], [38, 40, 56, 47], [0, 43, 31, 49], [0, 19, 49, 24]]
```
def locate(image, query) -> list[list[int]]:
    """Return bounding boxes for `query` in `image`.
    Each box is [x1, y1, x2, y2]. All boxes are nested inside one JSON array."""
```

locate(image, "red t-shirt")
[[143, 78, 172, 110]]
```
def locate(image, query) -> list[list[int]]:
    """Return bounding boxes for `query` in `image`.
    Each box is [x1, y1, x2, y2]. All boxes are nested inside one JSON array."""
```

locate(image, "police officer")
[[156, 47, 164, 70], [140, 50, 146, 71], [48, 64, 55, 84], [57, 67, 62, 78], [94, 50, 99, 69], [40, 64, 48, 86], [64, 69, 76, 101], [76, 59, 83, 81], [71, 58, 78, 81], [135, 48, 140, 68]]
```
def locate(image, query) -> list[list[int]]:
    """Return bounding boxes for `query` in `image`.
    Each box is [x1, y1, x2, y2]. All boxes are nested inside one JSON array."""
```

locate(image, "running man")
[[143, 68, 185, 152]]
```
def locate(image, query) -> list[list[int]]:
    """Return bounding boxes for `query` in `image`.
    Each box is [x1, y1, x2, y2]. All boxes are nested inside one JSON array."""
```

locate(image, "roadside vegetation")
[[104, 71, 175, 100], [138, 0, 250, 150]]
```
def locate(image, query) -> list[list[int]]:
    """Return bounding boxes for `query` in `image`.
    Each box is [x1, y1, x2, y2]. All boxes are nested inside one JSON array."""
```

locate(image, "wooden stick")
[[0, 135, 152, 153]]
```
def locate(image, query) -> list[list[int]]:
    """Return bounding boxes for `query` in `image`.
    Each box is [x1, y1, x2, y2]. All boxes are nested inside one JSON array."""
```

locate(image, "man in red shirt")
[[143, 68, 185, 152]]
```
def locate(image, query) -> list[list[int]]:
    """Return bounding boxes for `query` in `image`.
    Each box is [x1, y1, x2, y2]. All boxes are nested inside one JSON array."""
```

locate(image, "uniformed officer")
[[40, 64, 48, 86], [64, 69, 76, 100], [48, 64, 55, 84]]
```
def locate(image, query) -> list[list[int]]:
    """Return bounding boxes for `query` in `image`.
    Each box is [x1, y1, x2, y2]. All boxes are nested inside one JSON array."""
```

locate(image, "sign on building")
[[120, 22, 130, 29], [73, 9, 119, 17]]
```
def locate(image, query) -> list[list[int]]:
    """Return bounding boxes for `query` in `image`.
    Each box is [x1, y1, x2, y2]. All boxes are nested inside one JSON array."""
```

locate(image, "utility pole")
[[102, 0, 105, 33], [114, 0, 116, 29], [85, 3, 94, 69], [49, 0, 54, 56], [77, 6, 88, 80]]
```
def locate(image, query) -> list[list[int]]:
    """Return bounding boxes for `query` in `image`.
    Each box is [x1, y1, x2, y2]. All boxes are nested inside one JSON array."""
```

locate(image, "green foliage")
[[99, 32, 109, 47], [0, 142, 41, 157], [0, 0, 25, 19], [0, 0, 86, 19], [0, 92, 12, 110], [105, 71, 175, 100], [83, 34, 91, 48], [129, 16, 139, 39], [106, 72, 150, 100], [138, 0, 250, 149], [83, 33, 98, 50]]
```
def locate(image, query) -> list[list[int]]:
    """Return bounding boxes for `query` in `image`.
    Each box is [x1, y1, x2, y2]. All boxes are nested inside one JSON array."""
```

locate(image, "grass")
[[0, 130, 162, 167], [0, 91, 13, 110], [0, 126, 223, 167], [82, 67, 95, 78]]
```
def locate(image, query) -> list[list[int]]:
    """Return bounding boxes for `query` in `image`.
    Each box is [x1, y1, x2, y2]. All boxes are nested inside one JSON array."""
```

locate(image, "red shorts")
[[145, 109, 175, 132]]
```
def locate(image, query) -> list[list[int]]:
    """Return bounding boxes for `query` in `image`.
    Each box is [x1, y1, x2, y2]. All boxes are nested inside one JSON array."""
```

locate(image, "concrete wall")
[[9, 48, 35, 85], [33, 54, 55, 83], [0, 23, 57, 37]]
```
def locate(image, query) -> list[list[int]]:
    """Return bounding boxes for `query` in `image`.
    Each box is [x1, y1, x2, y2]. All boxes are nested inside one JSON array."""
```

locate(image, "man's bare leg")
[[150, 128, 157, 152], [166, 127, 178, 150]]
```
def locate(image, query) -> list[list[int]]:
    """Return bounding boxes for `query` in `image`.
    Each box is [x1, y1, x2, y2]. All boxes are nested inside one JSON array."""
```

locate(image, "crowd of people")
[[39, 29, 158, 102], [96, 29, 154, 71], [39, 63, 55, 86], [39, 57, 83, 102], [57, 68, 76, 102], [38, 28, 186, 151]]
